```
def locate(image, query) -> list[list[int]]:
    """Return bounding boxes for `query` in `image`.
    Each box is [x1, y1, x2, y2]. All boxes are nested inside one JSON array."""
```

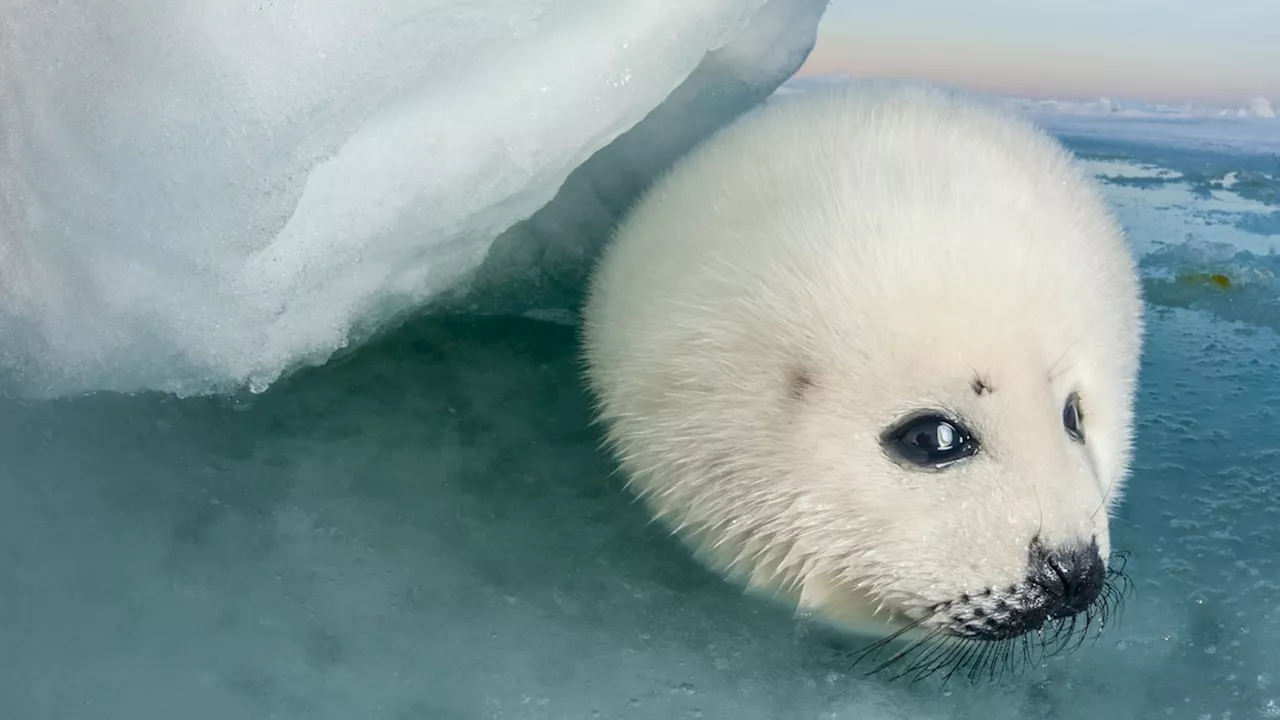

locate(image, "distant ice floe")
[[1061, 134, 1280, 334], [1001, 95, 1279, 121]]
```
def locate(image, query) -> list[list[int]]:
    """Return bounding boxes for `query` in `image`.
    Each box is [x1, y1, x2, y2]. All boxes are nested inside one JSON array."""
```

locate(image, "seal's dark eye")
[[882, 413, 979, 469], [1063, 392, 1085, 444]]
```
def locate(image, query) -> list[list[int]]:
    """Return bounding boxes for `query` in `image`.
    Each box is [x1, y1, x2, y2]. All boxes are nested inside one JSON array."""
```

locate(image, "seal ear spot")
[[787, 366, 814, 400], [971, 375, 993, 396]]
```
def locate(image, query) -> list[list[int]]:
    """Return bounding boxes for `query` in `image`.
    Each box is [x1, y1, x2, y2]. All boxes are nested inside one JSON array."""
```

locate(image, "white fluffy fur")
[[580, 81, 1144, 638]]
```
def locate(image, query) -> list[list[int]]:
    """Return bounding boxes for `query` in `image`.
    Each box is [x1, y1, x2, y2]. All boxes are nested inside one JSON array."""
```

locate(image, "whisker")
[[911, 638, 967, 685], [847, 615, 930, 672], [896, 630, 965, 686], [888, 632, 950, 683], [845, 552, 1131, 688], [868, 631, 937, 677], [940, 637, 985, 687], [1047, 337, 1082, 381]]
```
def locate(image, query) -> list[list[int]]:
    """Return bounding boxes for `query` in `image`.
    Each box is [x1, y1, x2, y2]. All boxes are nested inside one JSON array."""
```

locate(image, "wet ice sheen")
[[2, 298, 1279, 719]]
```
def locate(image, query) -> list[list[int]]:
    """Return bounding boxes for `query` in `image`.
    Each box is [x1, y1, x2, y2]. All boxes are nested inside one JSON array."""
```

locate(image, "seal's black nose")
[[943, 537, 1108, 641], [1029, 538, 1106, 618]]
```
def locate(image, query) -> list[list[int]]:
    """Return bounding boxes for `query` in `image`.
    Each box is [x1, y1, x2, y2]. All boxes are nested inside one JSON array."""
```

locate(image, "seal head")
[[581, 82, 1144, 652]]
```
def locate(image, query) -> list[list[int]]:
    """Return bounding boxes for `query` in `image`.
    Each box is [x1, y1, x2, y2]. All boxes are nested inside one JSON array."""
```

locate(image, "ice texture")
[[2, 267, 1280, 720], [0, 0, 825, 400]]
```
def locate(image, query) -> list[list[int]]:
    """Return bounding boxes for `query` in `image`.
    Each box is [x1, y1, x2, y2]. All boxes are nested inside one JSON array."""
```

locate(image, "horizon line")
[[788, 70, 1277, 113]]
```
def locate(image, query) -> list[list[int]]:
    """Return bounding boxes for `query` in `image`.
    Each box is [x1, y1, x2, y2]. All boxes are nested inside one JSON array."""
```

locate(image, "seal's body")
[[581, 82, 1143, 644]]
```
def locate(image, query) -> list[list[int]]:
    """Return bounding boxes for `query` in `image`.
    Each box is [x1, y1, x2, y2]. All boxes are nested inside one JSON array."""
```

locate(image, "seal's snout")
[[943, 537, 1108, 641], [1030, 537, 1106, 619]]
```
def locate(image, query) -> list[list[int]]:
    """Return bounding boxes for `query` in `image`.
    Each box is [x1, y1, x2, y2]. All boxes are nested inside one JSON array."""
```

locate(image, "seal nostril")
[[1030, 538, 1105, 617], [1046, 552, 1073, 597]]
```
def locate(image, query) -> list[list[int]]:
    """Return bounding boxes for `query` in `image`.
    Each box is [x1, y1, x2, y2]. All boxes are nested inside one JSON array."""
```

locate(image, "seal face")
[[580, 82, 1144, 665]]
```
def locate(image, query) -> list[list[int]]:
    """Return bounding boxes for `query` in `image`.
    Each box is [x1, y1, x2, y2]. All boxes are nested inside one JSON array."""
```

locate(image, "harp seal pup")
[[580, 81, 1144, 645]]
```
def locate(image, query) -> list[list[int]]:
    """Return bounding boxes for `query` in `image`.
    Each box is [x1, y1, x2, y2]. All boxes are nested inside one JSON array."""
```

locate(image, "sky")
[[796, 0, 1280, 106]]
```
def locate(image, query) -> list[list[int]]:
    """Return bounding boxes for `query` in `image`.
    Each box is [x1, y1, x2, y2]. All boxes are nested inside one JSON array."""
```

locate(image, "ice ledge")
[[0, 0, 827, 399]]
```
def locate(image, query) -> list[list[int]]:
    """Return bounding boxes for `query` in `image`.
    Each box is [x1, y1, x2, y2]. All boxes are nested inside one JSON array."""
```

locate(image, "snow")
[[1249, 97, 1277, 119], [0, 0, 824, 400]]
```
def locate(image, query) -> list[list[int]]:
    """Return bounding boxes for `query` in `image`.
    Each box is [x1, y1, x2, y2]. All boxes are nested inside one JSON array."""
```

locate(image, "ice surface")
[[3, 267, 1280, 719], [0, 0, 825, 400], [1030, 114, 1280, 156], [0, 316, 931, 720]]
